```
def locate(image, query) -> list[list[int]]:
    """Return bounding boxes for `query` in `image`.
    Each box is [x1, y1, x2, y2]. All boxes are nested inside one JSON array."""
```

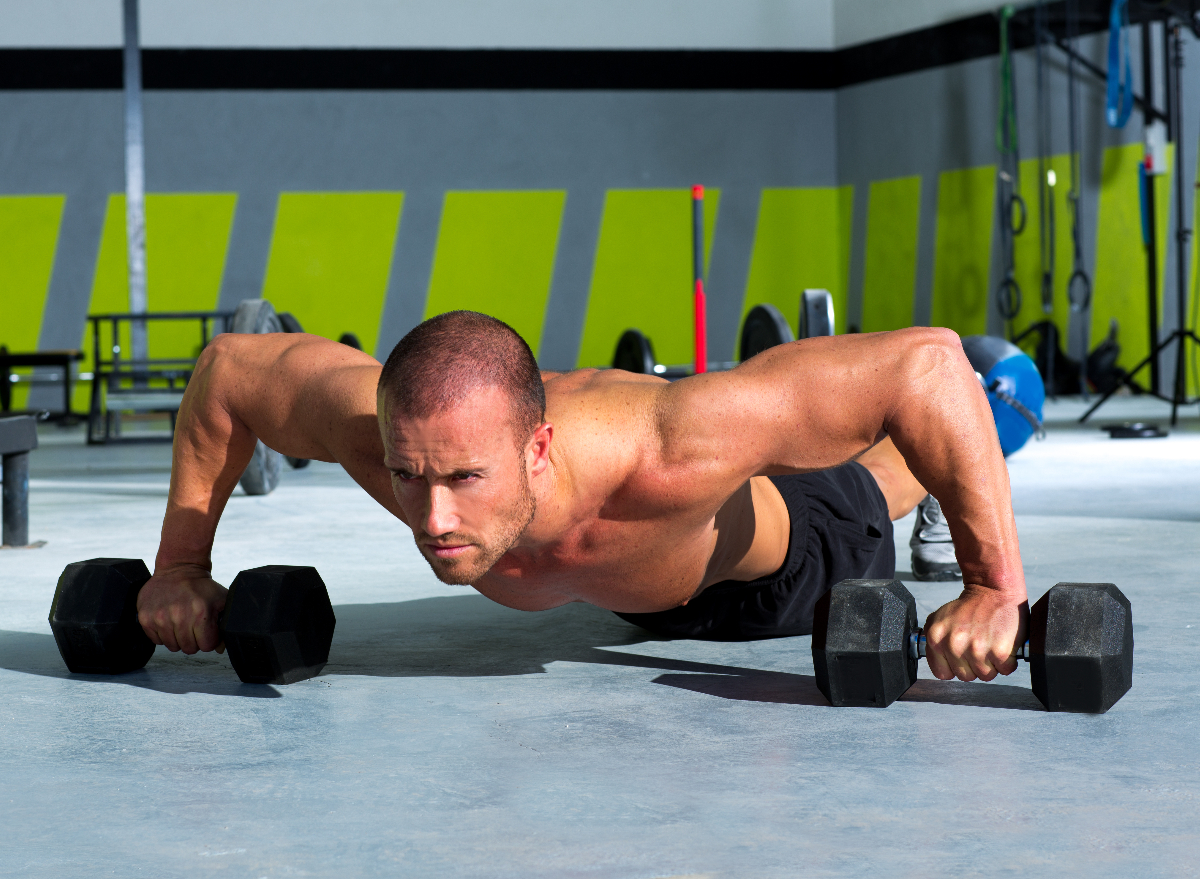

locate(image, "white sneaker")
[[909, 494, 962, 581]]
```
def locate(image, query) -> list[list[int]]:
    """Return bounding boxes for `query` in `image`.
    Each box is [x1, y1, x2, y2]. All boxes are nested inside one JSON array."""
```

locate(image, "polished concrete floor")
[[2, 398, 1198, 877]]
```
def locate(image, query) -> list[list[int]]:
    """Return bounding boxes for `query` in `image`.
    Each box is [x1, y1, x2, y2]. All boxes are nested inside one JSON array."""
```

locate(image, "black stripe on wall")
[[0, 0, 1170, 91], [2, 48, 840, 90]]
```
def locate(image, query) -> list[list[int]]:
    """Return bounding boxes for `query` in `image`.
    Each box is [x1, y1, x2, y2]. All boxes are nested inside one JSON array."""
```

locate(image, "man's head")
[[376, 311, 550, 585]]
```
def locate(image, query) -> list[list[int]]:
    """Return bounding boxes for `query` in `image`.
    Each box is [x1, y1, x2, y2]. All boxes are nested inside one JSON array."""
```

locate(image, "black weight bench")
[[0, 347, 85, 422], [0, 415, 38, 547]]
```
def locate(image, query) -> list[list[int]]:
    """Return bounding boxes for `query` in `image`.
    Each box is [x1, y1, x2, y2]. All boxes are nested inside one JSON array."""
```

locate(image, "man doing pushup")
[[140, 310, 1028, 684]]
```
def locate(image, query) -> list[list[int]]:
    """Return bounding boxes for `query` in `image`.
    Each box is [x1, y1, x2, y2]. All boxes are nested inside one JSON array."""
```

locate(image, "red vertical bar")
[[692, 184, 707, 374]]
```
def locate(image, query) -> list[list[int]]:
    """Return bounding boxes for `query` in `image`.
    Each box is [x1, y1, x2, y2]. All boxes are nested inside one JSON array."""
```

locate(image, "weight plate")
[[799, 289, 835, 338], [231, 299, 283, 335], [612, 329, 657, 374], [739, 304, 795, 362], [231, 298, 285, 495], [278, 312, 305, 334], [240, 439, 282, 495], [1103, 423, 1167, 439]]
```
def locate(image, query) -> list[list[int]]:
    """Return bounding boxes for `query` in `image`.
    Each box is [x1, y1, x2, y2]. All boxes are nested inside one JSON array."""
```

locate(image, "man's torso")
[[447, 369, 793, 613]]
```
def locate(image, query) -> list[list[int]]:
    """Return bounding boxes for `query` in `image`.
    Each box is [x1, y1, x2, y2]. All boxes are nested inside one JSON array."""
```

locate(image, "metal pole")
[[1141, 21, 1161, 395], [2, 451, 29, 547], [123, 0, 148, 372], [1169, 25, 1190, 424], [691, 185, 707, 375]]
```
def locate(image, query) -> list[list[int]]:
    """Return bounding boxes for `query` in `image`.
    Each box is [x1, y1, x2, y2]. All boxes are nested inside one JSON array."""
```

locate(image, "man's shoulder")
[[543, 370, 670, 494], [544, 367, 666, 394]]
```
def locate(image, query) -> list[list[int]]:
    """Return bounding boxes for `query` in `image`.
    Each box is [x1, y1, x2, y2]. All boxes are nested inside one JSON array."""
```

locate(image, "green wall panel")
[[0, 195, 64, 410], [861, 176, 922, 333], [741, 186, 854, 336], [1091, 142, 1173, 374], [423, 190, 565, 358], [576, 189, 720, 369], [261, 192, 404, 356], [79, 193, 237, 409], [930, 164, 995, 336]]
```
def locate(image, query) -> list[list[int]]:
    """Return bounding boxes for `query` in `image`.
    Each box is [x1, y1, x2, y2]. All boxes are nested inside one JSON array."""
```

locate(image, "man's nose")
[[423, 485, 460, 537]]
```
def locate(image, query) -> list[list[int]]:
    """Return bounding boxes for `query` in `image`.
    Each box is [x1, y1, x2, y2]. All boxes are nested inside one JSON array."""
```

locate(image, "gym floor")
[[2, 399, 1197, 878]]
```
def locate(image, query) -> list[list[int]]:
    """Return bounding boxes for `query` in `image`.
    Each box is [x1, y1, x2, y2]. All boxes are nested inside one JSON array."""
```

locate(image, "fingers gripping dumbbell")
[[48, 559, 336, 685], [812, 579, 1133, 714]]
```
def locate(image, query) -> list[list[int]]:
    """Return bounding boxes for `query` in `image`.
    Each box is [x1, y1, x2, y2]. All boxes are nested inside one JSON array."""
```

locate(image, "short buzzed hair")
[[377, 311, 546, 442]]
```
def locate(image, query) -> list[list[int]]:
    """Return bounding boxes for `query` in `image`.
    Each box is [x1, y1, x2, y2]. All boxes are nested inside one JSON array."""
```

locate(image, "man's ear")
[[528, 422, 553, 476]]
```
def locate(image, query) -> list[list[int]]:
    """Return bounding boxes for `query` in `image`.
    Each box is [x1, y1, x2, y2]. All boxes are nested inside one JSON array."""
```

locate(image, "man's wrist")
[[961, 577, 1027, 604], [153, 553, 213, 575]]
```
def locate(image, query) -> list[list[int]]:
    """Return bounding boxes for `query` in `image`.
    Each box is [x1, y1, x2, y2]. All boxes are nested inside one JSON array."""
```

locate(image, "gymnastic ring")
[[997, 276, 1022, 320], [1009, 194, 1027, 236], [1068, 269, 1092, 313]]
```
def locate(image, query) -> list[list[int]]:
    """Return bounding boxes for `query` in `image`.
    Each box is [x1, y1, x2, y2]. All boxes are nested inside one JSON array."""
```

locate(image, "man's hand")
[[923, 585, 1029, 682], [137, 564, 229, 655]]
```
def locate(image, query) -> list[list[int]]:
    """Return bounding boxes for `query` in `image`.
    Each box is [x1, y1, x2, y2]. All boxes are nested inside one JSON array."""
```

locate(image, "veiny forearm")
[[154, 346, 258, 572], [880, 330, 1026, 601]]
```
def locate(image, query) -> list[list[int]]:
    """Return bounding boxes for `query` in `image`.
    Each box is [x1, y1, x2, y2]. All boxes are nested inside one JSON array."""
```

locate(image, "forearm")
[[882, 331, 1025, 600], [155, 346, 258, 572]]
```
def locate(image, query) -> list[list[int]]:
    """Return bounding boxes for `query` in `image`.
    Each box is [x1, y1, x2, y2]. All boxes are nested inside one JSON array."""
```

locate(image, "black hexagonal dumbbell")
[[48, 559, 336, 685], [812, 579, 1133, 714]]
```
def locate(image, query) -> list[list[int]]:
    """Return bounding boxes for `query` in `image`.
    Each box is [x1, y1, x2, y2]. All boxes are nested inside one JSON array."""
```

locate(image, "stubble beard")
[[420, 463, 537, 586]]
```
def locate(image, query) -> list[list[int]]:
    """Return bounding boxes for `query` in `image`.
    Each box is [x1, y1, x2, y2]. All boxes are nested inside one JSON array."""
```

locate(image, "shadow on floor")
[[652, 671, 830, 707], [0, 593, 1043, 710], [0, 629, 282, 697], [900, 678, 1043, 710]]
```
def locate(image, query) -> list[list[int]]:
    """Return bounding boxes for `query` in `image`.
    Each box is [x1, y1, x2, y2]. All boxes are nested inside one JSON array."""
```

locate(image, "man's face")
[[379, 386, 537, 586]]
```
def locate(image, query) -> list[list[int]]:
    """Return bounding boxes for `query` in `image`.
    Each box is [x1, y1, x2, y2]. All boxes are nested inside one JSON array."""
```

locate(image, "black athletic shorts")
[[615, 462, 895, 641]]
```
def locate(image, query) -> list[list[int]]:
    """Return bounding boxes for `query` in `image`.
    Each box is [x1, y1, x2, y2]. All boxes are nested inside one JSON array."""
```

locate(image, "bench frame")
[[86, 311, 233, 445]]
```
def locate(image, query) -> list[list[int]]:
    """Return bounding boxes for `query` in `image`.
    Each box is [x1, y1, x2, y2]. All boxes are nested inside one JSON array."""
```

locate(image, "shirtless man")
[[139, 310, 1027, 684]]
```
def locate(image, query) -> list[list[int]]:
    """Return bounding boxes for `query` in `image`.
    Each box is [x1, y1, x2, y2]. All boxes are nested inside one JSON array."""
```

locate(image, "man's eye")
[[452, 472, 478, 482], [393, 471, 417, 481]]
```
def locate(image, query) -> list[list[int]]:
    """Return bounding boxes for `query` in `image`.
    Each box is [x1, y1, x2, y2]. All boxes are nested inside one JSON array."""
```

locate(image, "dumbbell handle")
[[911, 631, 1029, 661]]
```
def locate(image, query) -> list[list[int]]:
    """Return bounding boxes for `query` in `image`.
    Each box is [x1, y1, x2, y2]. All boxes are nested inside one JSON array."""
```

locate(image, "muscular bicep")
[[211, 333, 403, 520]]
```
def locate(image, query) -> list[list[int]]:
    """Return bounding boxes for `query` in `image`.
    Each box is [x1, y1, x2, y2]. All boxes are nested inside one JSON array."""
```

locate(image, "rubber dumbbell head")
[[811, 579, 918, 708], [222, 565, 336, 685], [49, 558, 156, 675], [815, 579, 1134, 714], [1028, 582, 1133, 714]]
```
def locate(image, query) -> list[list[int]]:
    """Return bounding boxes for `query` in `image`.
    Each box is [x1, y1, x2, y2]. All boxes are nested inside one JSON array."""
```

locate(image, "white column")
[[123, 0, 148, 367]]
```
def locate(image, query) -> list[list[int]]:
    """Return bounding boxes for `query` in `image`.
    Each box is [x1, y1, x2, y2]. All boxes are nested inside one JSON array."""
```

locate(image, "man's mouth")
[[425, 543, 472, 560]]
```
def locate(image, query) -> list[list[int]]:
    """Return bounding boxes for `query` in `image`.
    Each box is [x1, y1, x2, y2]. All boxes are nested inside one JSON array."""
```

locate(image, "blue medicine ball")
[[961, 335, 1046, 457]]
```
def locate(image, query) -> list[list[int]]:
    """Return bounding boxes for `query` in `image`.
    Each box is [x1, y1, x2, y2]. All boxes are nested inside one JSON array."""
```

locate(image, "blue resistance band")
[[1107, 0, 1133, 128]]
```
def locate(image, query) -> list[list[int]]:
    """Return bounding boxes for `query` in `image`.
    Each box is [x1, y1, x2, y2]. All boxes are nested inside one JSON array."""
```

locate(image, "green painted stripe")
[[930, 164, 995, 337], [860, 176, 921, 333], [577, 188, 719, 368], [836, 183, 854, 332], [1091, 142, 1172, 374], [741, 186, 854, 336], [0, 195, 64, 410], [423, 190, 565, 357], [261, 192, 403, 356], [78, 193, 237, 410]]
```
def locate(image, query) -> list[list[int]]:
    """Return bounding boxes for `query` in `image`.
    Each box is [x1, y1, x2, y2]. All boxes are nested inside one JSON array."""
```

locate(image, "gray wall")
[[1, 90, 837, 374], [837, 25, 1199, 391], [7, 20, 1200, 398], [0, 0, 1009, 51]]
